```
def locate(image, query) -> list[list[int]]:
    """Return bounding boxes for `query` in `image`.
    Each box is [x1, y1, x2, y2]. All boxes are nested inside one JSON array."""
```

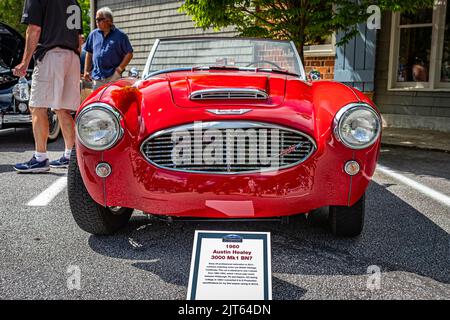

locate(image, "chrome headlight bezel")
[[76, 102, 124, 151], [333, 103, 381, 150]]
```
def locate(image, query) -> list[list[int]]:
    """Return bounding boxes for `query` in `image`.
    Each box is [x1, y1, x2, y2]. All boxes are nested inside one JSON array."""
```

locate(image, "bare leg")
[[55, 109, 75, 150], [30, 107, 49, 153]]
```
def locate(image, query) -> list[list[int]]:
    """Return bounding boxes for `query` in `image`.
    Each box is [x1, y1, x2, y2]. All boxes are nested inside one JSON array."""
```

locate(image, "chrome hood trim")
[[189, 88, 268, 100], [207, 109, 253, 115]]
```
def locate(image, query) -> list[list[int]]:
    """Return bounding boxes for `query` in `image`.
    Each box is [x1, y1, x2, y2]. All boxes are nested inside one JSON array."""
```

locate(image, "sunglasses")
[[95, 17, 106, 22]]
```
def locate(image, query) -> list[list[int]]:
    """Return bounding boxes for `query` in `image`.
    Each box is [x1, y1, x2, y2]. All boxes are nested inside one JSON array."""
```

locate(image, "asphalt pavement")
[[0, 128, 449, 300]]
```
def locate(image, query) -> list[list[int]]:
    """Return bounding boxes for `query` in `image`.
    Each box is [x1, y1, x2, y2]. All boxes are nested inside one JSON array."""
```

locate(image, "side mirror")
[[308, 70, 321, 81], [128, 67, 140, 79]]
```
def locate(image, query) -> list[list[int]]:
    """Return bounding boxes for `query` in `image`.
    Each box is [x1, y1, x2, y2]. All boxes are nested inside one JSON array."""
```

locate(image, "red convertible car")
[[68, 37, 381, 237]]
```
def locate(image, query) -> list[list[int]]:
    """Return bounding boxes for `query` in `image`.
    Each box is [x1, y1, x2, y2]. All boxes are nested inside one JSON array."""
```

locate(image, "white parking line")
[[27, 177, 67, 207], [377, 164, 450, 208]]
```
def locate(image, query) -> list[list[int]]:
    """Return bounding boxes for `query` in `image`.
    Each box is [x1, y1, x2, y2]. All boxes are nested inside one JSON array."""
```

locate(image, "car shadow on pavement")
[[379, 147, 450, 181], [87, 181, 449, 299], [0, 128, 64, 152], [0, 164, 15, 174]]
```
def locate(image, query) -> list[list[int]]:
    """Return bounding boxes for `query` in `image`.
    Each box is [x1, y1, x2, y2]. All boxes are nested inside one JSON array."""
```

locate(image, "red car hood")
[[167, 71, 286, 107]]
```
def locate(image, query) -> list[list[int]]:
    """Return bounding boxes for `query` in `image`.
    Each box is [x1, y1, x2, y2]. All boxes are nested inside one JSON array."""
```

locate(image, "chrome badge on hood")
[[207, 109, 253, 115]]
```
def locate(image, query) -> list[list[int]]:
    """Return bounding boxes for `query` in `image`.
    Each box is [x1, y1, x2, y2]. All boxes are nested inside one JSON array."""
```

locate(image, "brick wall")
[[304, 55, 335, 80], [255, 43, 297, 73]]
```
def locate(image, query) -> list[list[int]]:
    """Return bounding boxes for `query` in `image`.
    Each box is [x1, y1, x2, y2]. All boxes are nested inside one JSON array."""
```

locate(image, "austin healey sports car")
[[68, 37, 381, 237]]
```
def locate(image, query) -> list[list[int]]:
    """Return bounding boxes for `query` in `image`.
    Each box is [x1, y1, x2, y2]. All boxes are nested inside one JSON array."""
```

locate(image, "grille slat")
[[141, 121, 315, 174], [149, 141, 175, 145]]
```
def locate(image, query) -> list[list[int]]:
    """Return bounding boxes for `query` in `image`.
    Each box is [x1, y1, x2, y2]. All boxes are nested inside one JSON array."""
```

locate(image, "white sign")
[[187, 230, 272, 300]]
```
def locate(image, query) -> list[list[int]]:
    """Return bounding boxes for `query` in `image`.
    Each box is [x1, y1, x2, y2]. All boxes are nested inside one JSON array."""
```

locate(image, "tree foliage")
[[0, 0, 91, 38], [78, 0, 91, 38], [180, 0, 435, 59], [0, 0, 26, 35]]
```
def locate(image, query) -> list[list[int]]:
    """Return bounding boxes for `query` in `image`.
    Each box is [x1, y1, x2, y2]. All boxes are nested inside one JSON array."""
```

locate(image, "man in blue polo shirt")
[[84, 7, 133, 90]]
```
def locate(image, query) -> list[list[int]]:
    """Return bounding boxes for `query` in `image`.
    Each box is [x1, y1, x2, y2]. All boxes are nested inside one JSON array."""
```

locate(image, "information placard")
[[187, 230, 271, 300]]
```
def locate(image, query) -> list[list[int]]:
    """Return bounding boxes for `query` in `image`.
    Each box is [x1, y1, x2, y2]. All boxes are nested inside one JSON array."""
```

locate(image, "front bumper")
[[0, 113, 32, 129]]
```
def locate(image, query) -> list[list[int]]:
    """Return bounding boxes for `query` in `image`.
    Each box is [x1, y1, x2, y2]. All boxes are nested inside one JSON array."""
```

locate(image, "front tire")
[[329, 194, 365, 237], [67, 149, 133, 235]]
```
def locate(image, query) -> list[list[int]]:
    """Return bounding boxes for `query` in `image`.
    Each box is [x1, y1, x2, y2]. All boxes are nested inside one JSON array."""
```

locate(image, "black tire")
[[67, 148, 133, 235], [329, 194, 365, 237], [47, 110, 61, 142]]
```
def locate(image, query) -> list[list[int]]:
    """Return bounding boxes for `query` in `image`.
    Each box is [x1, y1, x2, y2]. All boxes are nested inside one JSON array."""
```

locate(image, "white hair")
[[97, 7, 114, 22]]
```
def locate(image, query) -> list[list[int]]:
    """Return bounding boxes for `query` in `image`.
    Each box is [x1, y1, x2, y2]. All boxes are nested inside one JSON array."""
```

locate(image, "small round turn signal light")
[[96, 162, 112, 178], [344, 160, 360, 176]]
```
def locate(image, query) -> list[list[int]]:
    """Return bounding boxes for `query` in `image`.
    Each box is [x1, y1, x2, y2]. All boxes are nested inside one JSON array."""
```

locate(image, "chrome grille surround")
[[140, 121, 316, 174], [190, 88, 268, 100]]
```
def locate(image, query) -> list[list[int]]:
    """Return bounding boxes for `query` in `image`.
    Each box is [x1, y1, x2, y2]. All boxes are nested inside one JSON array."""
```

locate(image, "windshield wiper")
[[192, 65, 241, 71], [255, 68, 299, 77], [144, 67, 192, 79]]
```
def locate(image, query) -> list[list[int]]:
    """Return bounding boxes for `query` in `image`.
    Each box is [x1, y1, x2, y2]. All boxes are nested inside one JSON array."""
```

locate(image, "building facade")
[[374, 7, 450, 132], [92, 0, 450, 132]]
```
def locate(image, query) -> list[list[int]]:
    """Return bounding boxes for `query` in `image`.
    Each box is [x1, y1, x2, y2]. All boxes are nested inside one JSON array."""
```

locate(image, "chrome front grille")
[[141, 121, 316, 174], [190, 88, 268, 100]]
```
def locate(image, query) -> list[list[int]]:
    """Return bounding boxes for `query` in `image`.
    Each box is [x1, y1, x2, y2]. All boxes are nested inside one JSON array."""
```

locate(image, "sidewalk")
[[381, 127, 450, 153]]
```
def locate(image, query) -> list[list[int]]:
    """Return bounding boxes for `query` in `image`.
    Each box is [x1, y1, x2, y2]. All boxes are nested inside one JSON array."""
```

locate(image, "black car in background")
[[0, 22, 60, 141]]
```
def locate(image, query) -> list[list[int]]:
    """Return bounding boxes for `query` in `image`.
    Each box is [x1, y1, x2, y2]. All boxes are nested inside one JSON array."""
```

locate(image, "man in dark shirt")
[[13, 0, 83, 172], [84, 7, 133, 90]]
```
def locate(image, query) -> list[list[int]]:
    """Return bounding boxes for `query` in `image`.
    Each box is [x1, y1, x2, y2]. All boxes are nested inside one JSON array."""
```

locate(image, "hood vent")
[[190, 88, 268, 100]]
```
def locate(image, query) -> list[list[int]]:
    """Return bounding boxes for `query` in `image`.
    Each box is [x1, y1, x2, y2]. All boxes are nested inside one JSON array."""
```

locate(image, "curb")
[[380, 142, 450, 154]]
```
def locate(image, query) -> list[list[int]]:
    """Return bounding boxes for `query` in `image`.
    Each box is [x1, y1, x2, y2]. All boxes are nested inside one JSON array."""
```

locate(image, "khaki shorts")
[[93, 71, 121, 90], [30, 47, 80, 111]]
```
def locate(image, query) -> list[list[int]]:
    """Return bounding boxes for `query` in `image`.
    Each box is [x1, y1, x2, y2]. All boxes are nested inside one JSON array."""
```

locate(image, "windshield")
[[145, 38, 304, 78]]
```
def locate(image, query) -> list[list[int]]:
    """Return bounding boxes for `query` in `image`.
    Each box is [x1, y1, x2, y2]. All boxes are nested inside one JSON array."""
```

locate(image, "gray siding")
[[334, 22, 377, 92], [374, 12, 450, 130], [95, 0, 236, 72]]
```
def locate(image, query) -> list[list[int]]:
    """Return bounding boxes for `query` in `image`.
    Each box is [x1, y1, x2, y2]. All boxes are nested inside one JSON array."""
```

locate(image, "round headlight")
[[76, 103, 123, 151], [334, 103, 381, 149], [18, 103, 28, 113]]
